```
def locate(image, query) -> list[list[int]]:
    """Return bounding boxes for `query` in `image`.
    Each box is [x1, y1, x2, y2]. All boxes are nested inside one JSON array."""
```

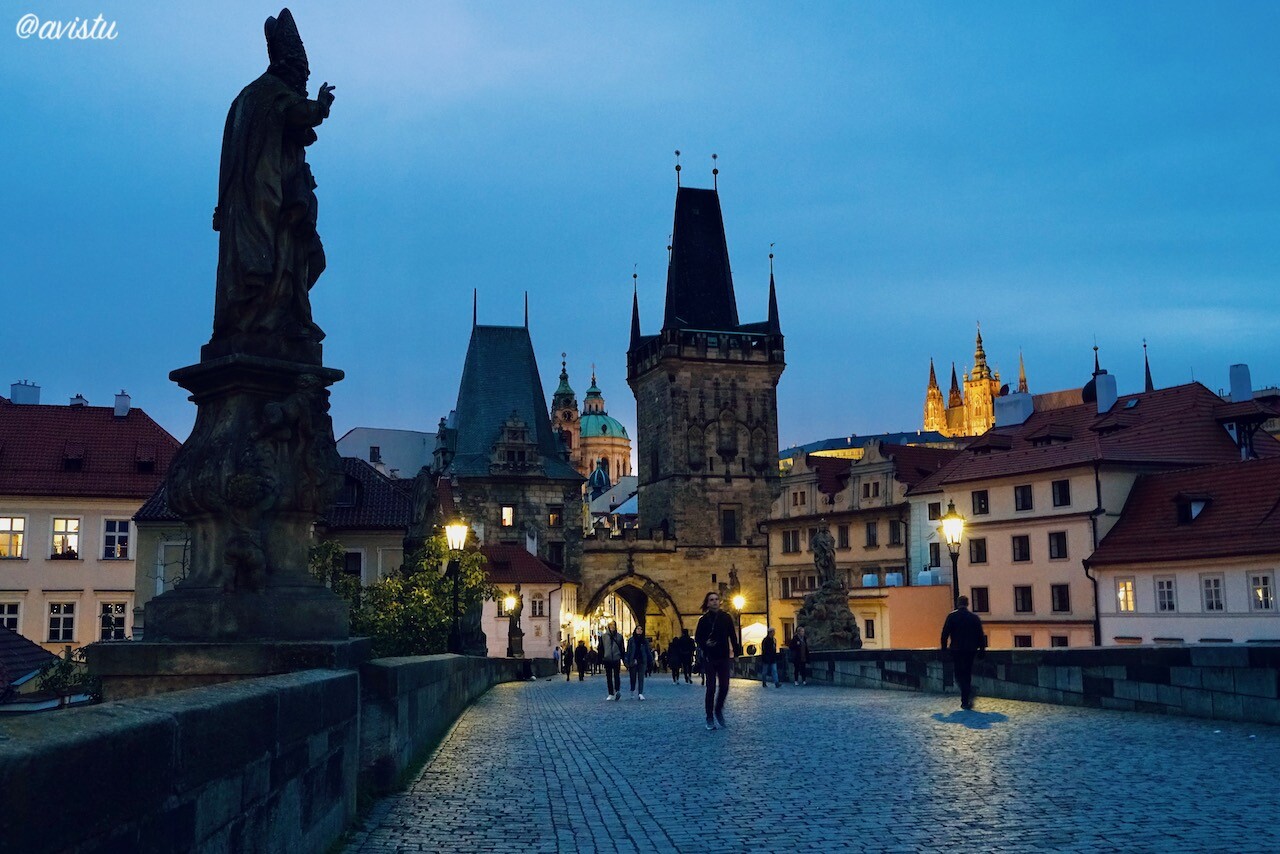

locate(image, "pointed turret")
[[927, 358, 940, 391], [766, 271, 781, 335], [553, 356, 574, 400], [923, 357, 947, 434], [948, 362, 963, 408], [663, 187, 739, 331], [1143, 341, 1154, 392], [630, 283, 642, 350], [1017, 350, 1028, 394]]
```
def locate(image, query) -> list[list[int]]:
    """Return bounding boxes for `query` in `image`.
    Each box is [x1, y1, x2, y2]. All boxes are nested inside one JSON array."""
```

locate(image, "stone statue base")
[[796, 582, 863, 651], [86, 638, 371, 700], [146, 353, 349, 643]]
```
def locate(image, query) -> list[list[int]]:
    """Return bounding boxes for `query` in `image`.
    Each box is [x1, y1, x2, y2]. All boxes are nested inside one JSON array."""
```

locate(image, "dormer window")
[[334, 477, 359, 508], [1175, 493, 1211, 525]]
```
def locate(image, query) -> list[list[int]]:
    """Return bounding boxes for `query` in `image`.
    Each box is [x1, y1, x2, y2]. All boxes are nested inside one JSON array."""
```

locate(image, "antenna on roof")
[[472, 289, 477, 328], [524, 291, 528, 328], [674, 149, 681, 187], [712, 153, 718, 190]]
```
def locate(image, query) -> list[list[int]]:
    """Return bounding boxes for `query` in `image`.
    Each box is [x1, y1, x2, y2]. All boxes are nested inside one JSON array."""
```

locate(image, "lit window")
[[103, 519, 130, 560], [548, 506, 563, 528], [99, 602, 126, 640], [1014, 485, 1033, 511], [501, 506, 515, 527], [1251, 572, 1275, 611], [1117, 578, 1136, 612], [51, 518, 80, 558], [1156, 576, 1177, 612], [47, 602, 76, 642], [0, 602, 18, 631], [0, 517, 25, 558], [1201, 575, 1224, 612]]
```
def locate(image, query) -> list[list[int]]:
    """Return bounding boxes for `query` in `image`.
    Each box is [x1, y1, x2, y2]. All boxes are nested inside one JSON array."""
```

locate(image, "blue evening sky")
[[3, 1, 1278, 451]]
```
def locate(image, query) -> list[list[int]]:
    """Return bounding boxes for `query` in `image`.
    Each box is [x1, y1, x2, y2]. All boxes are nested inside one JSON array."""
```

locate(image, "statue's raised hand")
[[318, 82, 335, 110]]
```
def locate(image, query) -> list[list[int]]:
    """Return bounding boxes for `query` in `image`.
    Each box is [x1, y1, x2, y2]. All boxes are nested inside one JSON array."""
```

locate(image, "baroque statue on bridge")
[[210, 7, 335, 364]]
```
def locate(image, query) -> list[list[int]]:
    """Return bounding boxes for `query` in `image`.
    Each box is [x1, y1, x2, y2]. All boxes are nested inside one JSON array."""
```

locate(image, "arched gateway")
[[583, 572, 685, 650]]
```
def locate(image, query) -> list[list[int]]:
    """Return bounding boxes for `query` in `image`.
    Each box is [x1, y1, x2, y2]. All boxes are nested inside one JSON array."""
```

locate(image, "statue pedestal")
[[86, 638, 371, 700], [796, 582, 863, 651]]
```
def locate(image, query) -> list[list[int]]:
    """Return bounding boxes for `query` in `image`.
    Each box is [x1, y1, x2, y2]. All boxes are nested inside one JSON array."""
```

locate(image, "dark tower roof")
[[663, 187, 739, 332], [447, 325, 580, 481]]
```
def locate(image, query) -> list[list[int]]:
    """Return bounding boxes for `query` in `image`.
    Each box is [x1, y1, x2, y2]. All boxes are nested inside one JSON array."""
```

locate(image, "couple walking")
[[600, 622, 654, 701]]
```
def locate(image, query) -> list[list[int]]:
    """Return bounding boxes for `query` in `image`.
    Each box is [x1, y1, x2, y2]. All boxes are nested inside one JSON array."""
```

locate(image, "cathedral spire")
[[927, 358, 939, 391], [766, 250, 781, 335], [1143, 340, 1154, 392], [948, 362, 963, 408], [1017, 350, 1028, 394], [972, 322, 991, 380]]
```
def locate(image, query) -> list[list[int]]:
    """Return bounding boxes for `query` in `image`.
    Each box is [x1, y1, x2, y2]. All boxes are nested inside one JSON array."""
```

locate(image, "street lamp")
[[731, 593, 745, 646], [445, 519, 468, 654], [939, 499, 965, 603]]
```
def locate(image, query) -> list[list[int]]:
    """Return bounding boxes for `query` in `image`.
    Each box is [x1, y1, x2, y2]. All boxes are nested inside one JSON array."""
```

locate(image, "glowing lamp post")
[[445, 519, 468, 654], [731, 593, 746, 646], [939, 499, 965, 603]]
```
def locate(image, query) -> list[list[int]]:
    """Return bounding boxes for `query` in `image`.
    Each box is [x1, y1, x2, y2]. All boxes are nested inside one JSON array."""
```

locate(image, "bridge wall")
[[735, 645, 1280, 726], [0, 656, 555, 853]]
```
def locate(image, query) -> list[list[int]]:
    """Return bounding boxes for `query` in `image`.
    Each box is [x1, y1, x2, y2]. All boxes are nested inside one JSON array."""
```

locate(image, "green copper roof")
[[580, 413, 629, 439]]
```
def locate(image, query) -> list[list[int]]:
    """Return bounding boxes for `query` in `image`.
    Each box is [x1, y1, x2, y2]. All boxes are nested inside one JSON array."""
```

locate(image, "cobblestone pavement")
[[344, 673, 1280, 853]]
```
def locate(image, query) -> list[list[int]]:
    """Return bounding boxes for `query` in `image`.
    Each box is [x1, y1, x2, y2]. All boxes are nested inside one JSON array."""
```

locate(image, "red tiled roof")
[[807, 455, 850, 496], [880, 444, 961, 488], [0, 401, 180, 499], [1086, 457, 1280, 566], [480, 543, 569, 585], [908, 383, 1279, 493], [0, 626, 57, 691]]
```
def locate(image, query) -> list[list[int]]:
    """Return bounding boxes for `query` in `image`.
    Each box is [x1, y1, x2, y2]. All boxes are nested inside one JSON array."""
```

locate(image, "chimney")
[[1095, 373, 1118, 414], [994, 392, 1034, 427], [69, 394, 89, 407], [1229, 364, 1252, 403], [114, 390, 131, 418], [9, 380, 40, 405]]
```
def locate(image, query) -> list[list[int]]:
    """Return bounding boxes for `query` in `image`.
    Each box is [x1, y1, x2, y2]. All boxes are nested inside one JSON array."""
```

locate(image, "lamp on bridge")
[[939, 499, 965, 604], [731, 593, 745, 646], [445, 518, 468, 655]]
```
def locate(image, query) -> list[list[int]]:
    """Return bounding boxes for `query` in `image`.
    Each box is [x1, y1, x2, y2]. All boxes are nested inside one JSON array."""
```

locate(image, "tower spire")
[[1017, 349, 1028, 394], [766, 247, 781, 335], [948, 362, 963, 408], [928, 358, 939, 390], [972, 322, 991, 380], [1143, 339, 1154, 392], [472, 289, 477, 328], [630, 268, 641, 349]]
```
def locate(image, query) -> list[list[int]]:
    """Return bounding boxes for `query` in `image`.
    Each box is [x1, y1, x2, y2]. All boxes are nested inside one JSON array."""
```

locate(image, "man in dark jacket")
[[694, 592, 744, 730], [760, 627, 781, 687], [940, 595, 987, 710], [788, 627, 811, 686], [574, 640, 590, 681]]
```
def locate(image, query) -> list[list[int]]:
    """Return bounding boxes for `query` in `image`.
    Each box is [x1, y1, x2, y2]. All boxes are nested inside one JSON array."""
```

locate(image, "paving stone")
[[343, 675, 1280, 853]]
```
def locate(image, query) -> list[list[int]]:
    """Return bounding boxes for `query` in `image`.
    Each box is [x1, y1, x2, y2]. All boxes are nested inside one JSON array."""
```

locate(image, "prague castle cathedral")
[[923, 326, 1027, 438]]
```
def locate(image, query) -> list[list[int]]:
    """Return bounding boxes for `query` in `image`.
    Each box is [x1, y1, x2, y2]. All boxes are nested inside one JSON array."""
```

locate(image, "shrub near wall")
[[735, 646, 1280, 726]]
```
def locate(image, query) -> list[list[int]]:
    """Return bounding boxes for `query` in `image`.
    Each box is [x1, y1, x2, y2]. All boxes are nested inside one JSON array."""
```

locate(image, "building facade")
[[0, 387, 179, 652]]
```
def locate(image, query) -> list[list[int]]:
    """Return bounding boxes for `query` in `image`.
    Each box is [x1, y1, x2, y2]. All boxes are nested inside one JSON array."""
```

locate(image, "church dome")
[[580, 413, 629, 439]]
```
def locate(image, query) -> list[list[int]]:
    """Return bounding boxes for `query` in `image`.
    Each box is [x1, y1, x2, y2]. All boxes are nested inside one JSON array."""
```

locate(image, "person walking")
[[574, 639, 590, 682], [694, 591, 743, 730], [941, 595, 987, 710], [760, 627, 781, 687], [626, 625, 653, 700], [788, 626, 811, 685], [600, 621, 627, 701], [562, 641, 574, 681], [680, 629, 695, 684]]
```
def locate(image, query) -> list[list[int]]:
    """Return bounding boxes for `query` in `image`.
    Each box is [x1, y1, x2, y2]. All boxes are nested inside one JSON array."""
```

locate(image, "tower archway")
[[584, 572, 686, 653]]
